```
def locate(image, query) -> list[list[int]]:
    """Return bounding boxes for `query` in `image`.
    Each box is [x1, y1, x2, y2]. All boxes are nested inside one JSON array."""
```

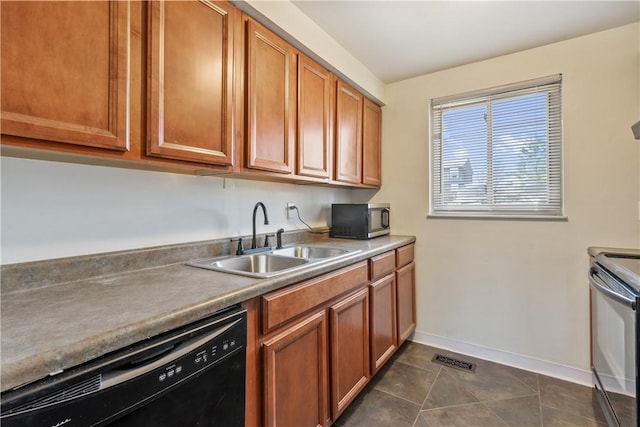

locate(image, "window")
[[430, 75, 563, 218]]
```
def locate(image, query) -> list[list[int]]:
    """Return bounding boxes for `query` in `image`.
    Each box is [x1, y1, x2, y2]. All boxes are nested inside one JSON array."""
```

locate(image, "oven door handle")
[[589, 267, 636, 310]]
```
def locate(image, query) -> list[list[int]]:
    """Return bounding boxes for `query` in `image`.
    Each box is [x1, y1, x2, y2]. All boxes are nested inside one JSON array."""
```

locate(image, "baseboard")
[[410, 330, 593, 387]]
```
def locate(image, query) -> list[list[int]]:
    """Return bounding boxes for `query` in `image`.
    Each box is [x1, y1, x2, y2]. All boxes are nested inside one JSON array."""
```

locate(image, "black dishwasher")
[[1, 305, 247, 427]]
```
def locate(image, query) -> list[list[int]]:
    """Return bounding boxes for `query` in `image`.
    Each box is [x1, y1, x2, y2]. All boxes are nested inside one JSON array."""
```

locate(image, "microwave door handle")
[[381, 208, 390, 229], [589, 267, 636, 310]]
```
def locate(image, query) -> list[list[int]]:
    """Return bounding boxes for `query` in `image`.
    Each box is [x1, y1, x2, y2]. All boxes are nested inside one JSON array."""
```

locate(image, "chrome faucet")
[[251, 202, 269, 249]]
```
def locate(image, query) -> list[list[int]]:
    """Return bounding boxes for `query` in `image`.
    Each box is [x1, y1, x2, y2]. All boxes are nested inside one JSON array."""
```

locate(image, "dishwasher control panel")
[[153, 321, 245, 387]]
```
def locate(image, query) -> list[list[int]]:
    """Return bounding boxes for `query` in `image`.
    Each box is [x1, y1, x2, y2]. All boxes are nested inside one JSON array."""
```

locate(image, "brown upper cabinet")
[[334, 82, 383, 187], [362, 98, 382, 186], [1, 1, 130, 151], [244, 18, 296, 174], [147, 0, 236, 166], [334, 80, 363, 184], [297, 55, 332, 180], [1, 0, 382, 187]]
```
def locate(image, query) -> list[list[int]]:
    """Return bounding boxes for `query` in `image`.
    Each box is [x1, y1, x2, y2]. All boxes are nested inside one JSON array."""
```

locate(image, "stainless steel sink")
[[187, 245, 360, 278], [188, 254, 309, 278], [270, 246, 356, 259]]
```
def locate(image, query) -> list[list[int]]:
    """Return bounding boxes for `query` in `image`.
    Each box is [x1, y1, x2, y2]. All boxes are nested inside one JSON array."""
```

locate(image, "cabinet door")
[[297, 55, 332, 179], [263, 310, 329, 427], [396, 261, 416, 345], [362, 98, 382, 186], [334, 80, 363, 184], [147, 0, 235, 166], [246, 19, 296, 174], [1, 1, 129, 151], [330, 287, 370, 419], [370, 273, 397, 374], [396, 243, 415, 269]]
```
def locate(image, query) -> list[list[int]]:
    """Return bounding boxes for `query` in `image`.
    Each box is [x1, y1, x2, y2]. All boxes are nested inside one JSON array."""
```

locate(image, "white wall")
[[0, 158, 363, 264], [374, 23, 640, 382]]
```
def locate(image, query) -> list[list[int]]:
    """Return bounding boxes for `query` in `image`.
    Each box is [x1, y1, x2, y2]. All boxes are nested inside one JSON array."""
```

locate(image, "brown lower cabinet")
[[369, 273, 397, 373], [262, 310, 329, 427], [397, 261, 416, 345], [243, 244, 416, 427], [329, 287, 370, 419]]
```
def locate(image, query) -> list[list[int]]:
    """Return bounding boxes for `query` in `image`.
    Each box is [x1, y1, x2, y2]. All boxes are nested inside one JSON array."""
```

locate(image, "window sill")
[[427, 213, 568, 221]]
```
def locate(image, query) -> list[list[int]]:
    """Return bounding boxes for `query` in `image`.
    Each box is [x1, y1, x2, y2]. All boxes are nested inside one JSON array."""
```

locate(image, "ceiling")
[[291, 1, 640, 84]]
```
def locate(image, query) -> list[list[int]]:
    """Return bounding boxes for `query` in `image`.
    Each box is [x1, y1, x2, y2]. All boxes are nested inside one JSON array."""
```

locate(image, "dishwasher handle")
[[101, 318, 241, 389], [589, 266, 637, 310]]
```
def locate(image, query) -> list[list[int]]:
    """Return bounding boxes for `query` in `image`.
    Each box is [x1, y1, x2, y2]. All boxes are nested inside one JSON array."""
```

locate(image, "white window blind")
[[430, 75, 563, 218]]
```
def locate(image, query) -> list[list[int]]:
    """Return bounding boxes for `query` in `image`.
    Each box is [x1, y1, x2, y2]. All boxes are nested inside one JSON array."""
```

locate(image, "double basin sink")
[[187, 245, 360, 278]]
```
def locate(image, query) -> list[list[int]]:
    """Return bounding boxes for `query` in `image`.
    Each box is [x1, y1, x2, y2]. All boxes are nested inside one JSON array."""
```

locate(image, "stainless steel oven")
[[0, 305, 247, 427], [590, 253, 639, 427]]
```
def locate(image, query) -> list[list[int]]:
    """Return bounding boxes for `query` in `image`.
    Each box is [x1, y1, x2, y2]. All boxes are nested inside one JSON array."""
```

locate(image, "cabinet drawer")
[[396, 244, 414, 268], [262, 261, 368, 333], [369, 251, 395, 281]]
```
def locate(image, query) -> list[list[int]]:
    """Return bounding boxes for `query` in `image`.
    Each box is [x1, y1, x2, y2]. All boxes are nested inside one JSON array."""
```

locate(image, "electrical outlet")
[[286, 202, 296, 219]]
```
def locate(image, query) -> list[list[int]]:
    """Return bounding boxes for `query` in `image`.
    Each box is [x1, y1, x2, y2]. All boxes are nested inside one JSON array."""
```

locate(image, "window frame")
[[429, 75, 565, 220]]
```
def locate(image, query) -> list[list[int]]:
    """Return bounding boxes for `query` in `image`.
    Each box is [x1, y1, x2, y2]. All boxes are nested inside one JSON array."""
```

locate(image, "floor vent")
[[432, 354, 476, 373]]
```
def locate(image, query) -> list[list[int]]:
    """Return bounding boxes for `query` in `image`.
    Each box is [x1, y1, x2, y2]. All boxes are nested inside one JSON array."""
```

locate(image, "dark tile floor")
[[334, 342, 607, 427]]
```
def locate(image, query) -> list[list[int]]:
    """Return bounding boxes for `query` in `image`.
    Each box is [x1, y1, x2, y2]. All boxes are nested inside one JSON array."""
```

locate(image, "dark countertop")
[[1, 235, 415, 392]]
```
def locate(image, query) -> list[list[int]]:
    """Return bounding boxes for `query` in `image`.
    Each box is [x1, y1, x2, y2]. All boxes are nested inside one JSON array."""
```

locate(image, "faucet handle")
[[263, 234, 275, 248], [231, 237, 244, 255], [276, 228, 285, 249]]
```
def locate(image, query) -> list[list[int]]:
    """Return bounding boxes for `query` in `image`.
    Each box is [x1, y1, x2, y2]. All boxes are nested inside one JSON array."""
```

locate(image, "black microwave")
[[330, 203, 390, 239]]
